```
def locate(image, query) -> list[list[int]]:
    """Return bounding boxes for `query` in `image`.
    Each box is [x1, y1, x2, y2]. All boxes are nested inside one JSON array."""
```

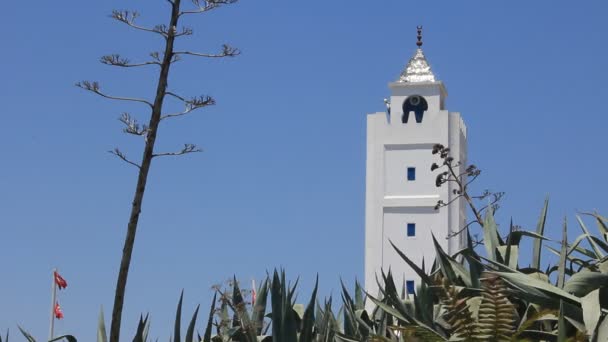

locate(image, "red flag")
[[251, 279, 257, 305], [54, 271, 67, 290], [54, 303, 64, 319]]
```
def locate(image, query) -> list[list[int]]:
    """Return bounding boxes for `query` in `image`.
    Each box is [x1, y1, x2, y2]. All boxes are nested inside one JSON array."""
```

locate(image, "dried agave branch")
[[75, 81, 153, 107], [111, 10, 169, 37], [78, 1, 240, 341], [119, 113, 148, 136], [100, 54, 160, 68], [109, 148, 141, 169], [432, 143, 503, 237], [153, 143, 202, 158], [174, 44, 241, 58], [162, 93, 215, 119], [180, 0, 239, 16]]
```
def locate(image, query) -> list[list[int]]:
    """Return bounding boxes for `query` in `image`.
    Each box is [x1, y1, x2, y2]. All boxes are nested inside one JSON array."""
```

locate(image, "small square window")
[[406, 280, 415, 294], [407, 223, 416, 237], [407, 167, 416, 181]]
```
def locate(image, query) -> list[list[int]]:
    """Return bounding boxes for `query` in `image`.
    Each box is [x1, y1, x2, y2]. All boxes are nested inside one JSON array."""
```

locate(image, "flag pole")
[[49, 268, 57, 340]]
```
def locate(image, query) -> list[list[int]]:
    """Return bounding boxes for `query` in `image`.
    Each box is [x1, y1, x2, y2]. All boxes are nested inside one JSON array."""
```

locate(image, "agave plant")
[[15, 326, 76, 342], [202, 270, 330, 342], [362, 145, 608, 341]]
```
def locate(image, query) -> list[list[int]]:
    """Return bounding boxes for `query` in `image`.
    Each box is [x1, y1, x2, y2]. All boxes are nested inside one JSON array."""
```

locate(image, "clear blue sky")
[[1, 0, 607, 339]]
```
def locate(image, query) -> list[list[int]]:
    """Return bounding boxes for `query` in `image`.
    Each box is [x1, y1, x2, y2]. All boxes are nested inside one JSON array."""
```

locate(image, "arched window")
[[402, 95, 428, 123]]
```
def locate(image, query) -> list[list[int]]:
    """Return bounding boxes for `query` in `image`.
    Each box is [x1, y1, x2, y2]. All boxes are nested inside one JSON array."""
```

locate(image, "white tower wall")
[[364, 53, 467, 299]]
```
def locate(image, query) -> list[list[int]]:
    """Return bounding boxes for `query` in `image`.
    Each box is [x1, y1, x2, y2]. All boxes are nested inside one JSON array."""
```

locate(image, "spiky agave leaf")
[[340, 279, 359, 338], [17, 326, 35, 342], [132, 314, 150, 342], [49, 336, 78, 342], [576, 215, 607, 258], [557, 218, 568, 289], [482, 206, 502, 262], [251, 278, 269, 336], [299, 276, 318, 342], [202, 292, 217, 342], [432, 234, 472, 287], [173, 291, 185, 342], [185, 304, 200, 342], [354, 280, 365, 310], [532, 197, 549, 271], [231, 275, 257, 341], [97, 306, 107, 342], [389, 240, 433, 286], [340, 282, 373, 340], [270, 270, 298, 341]]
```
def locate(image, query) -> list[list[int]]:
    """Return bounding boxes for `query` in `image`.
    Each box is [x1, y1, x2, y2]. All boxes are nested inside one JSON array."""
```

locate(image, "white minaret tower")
[[365, 27, 467, 298]]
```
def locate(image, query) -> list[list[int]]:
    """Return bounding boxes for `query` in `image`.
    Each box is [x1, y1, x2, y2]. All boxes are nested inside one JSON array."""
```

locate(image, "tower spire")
[[398, 25, 436, 83]]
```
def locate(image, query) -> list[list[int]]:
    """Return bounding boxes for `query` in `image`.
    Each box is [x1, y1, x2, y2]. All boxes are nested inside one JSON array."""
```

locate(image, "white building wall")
[[365, 81, 467, 300]]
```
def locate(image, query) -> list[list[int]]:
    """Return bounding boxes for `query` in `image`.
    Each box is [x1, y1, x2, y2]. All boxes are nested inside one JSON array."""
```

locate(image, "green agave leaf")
[[185, 305, 200, 342], [557, 218, 567, 289], [292, 304, 305, 320], [576, 215, 606, 258], [97, 306, 107, 342], [432, 234, 472, 287], [340, 280, 357, 337], [496, 245, 518, 269], [566, 234, 601, 259], [482, 206, 501, 261], [564, 316, 586, 336], [465, 229, 482, 289], [506, 278, 585, 323], [231, 275, 257, 341], [132, 314, 149, 342], [563, 271, 608, 297], [354, 280, 364, 310], [504, 218, 515, 266], [546, 246, 590, 268], [558, 300, 566, 342], [532, 197, 549, 271], [354, 309, 373, 337], [390, 240, 433, 285], [508, 230, 551, 247], [581, 211, 608, 239], [334, 333, 359, 342], [581, 289, 601, 336], [142, 316, 150, 342], [17, 326, 35, 342], [367, 293, 446, 340], [270, 269, 298, 342], [202, 292, 217, 342], [366, 292, 414, 324], [174, 291, 184, 342], [492, 272, 581, 304], [49, 335, 78, 342], [516, 330, 558, 341], [299, 276, 318, 342], [252, 278, 269, 336], [595, 314, 608, 342]]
